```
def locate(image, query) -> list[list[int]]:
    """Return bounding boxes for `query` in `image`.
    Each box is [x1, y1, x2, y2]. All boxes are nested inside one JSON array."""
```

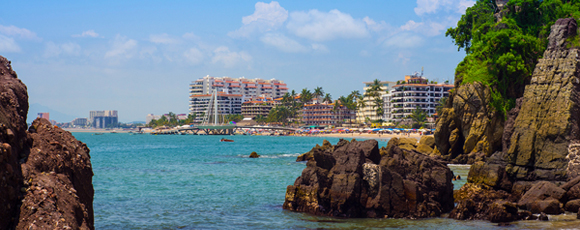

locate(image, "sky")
[[0, 0, 473, 123]]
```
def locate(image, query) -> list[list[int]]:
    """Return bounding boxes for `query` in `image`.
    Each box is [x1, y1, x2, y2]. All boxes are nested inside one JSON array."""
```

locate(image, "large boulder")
[[284, 139, 453, 218], [517, 181, 565, 214], [0, 55, 94, 230], [450, 183, 520, 222], [506, 18, 580, 181]]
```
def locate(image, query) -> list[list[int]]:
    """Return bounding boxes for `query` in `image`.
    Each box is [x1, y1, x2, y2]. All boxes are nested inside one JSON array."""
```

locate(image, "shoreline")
[[298, 133, 427, 141]]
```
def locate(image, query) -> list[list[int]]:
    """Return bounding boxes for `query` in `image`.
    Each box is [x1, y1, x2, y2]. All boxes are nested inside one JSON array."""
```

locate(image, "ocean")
[[72, 133, 580, 229]]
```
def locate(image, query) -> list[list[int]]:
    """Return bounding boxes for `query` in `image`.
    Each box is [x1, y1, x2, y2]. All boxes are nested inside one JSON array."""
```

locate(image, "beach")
[[302, 132, 427, 141]]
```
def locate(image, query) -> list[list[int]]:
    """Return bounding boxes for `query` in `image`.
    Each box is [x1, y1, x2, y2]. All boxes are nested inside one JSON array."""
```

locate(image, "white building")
[[386, 74, 453, 122], [356, 81, 396, 123], [189, 75, 288, 101], [189, 92, 243, 123]]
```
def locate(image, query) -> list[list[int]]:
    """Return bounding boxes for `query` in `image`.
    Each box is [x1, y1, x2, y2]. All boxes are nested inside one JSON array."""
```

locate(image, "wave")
[[238, 153, 301, 158]]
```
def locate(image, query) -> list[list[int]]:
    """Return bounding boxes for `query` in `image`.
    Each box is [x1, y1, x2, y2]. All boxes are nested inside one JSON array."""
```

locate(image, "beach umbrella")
[[372, 128, 381, 132]]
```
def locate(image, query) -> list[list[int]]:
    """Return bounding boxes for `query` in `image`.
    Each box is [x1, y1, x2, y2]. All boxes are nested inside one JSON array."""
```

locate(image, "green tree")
[[446, 0, 580, 115], [313, 86, 324, 100], [410, 106, 427, 129], [323, 93, 332, 104], [300, 88, 313, 105]]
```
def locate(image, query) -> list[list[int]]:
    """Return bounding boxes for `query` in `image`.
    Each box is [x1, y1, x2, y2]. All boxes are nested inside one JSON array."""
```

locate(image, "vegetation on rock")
[[446, 0, 580, 115]]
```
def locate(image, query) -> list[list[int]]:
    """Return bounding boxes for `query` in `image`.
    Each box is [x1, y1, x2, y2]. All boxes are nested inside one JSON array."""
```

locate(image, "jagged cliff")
[[0, 55, 94, 230], [451, 18, 580, 222], [505, 18, 580, 181]]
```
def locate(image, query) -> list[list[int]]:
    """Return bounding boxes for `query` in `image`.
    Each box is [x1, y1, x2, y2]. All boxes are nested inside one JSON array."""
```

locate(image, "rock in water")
[[296, 139, 333, 161], [283, 139, 453, 218], [506, 18, 580, 181], [249, 152, 260, 158], [0, 55, 94, 230]]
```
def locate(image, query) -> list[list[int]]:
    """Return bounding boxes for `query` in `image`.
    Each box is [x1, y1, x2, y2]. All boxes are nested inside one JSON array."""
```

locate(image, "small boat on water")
[[94, 133, 104, 135], [220, 138, 234, 142]]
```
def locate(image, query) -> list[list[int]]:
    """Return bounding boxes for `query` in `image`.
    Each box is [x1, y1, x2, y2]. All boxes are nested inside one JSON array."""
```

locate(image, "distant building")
[[37, 112, 49, 121], [386, 73, 453, 122], [189, 93, 242, 123], [89, 110, 118, 128], [71, 118, 88, 127], [356, 81, 396, 123], [146, 114, 161, 124], [190, 75, 288, 101], [302, 103, 355, 126], [241, 99, 274, 117]]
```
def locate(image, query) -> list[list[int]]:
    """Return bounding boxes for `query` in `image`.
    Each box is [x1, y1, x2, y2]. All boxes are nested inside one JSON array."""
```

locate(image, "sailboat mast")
[[214, 89, 218, 125]]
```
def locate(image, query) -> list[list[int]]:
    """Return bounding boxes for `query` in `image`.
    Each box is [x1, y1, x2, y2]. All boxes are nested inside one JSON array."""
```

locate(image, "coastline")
[[299, 132, 427, 141]]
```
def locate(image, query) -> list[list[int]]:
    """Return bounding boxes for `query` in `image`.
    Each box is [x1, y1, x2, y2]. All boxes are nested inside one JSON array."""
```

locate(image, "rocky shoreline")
[[285, 18, 580, 224], [0, 56, 94, 229]]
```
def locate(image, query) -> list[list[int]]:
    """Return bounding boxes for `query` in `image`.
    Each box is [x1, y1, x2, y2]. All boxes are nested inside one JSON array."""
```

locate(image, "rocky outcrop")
[[434, 82, 505, 164], [505, 18, 580, 181], [0, 55, 29, 229], [450, 18, 580, 222], [296, 139, 333, 162], [284, 139, 453, 218], [0, 55, 94, 230]]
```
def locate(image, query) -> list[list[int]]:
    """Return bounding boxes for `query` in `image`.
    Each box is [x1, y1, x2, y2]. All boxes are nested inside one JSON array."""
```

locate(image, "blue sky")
[[0, 0, 473, 122]]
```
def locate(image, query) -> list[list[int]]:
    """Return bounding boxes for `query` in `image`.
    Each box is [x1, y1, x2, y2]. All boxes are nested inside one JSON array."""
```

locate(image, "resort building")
[[189, 92, 243, 123], [302, 103, 356, 126], [241, 99, 274, 117], [386, 74, 453, 122], [356, 81, 396, 123], [89, 110, 118, 128], [189, 75, 288, 101], [71, 118, 88, 127]]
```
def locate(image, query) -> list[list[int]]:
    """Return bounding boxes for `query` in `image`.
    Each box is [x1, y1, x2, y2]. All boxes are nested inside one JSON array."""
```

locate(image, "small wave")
[[447, 164, 471, 167], [238, 153, 301, 158]]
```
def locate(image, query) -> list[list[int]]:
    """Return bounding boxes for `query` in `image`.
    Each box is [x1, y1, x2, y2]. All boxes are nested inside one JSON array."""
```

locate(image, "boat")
[[220, 138, 234, 142], [94, 133, 104, 135]]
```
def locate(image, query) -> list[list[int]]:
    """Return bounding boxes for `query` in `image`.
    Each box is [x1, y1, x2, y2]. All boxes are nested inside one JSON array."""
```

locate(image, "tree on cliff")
[[446, 0, 580, 115]]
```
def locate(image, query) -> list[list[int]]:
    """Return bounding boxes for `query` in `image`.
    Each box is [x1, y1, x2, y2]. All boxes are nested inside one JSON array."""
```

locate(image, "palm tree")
[[313, 87, 324, 101], [300, 88, 313, 105], [323, 93, 332, 104], [410, 106, 427, 129], [372, 97, 384, 121]]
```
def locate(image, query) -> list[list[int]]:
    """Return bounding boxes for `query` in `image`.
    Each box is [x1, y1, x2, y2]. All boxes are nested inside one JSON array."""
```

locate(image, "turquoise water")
[[72, 133, 580, 229]]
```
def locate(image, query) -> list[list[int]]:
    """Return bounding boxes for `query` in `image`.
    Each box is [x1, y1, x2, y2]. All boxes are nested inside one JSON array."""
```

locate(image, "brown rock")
[[506, 18, 580, 181], [249, 152, 260, 158], [284, 139, 453, 218], [0, 55, 94, 230], [419, 136, 435, 148], [296, 139, 333, 161], [518, 181, 565, 214], [564, 199, 580, 212], [450, 183, 516, 221], [488, 200, 518, 223]]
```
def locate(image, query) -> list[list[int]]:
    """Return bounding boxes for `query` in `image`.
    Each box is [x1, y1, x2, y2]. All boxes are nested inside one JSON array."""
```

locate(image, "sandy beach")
[[303, 132, 427, 141]]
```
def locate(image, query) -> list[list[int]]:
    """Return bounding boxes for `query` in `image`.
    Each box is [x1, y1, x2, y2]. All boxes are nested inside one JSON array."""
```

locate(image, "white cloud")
[[287, 9, 369, 41], [72, 30, 100, 38], [149, 33, 181, 44], [0, 25, 41, 41], [0, 35, 20, 52], [414, 0, 474, 16], [383, 33, 424, 49], [229, 1, 288, 38], [212, 46, 252, 68], [397, 52, 411, 64], [400, 20, 448, 36], [183, 47, 204, 64], [311, 43, 328, 53], [359, 50, 370, 57], [363, 17, 392, 32], [458, 0, 476, 14], [260, 33, 308, 53], [43, 42, 81, 57], [182, 32, 200, 40], [105, 35, 138, 59]]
